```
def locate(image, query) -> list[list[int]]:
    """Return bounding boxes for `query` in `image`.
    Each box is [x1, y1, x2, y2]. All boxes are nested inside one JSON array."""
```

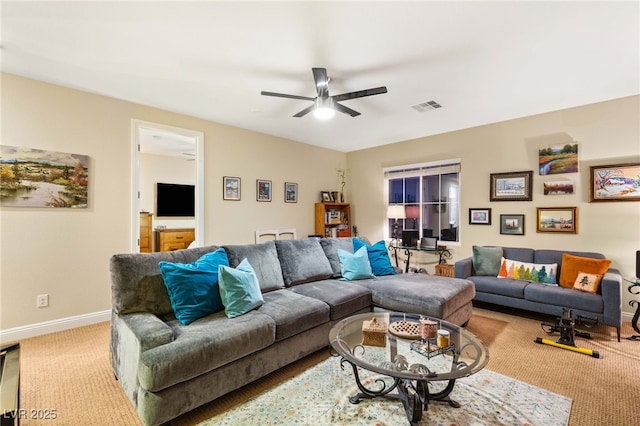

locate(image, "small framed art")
[[285, 182, 298, 203], [223, 176, 241, 201], [536, 207, 577, 234], [589, 163, 640, 202], [321, 191, 332, 202], [469, 208, 491, 225], [490, 171, 533, 201], [256, 179, 271, 202], [500, 214, 525, 235], [543, 180, 574, 195]]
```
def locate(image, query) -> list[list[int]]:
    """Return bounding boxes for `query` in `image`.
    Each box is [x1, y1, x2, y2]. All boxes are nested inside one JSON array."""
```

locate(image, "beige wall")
[[1, 73, 638, 336], [0, 73, 347, 332], [348, 95, 640, 315]]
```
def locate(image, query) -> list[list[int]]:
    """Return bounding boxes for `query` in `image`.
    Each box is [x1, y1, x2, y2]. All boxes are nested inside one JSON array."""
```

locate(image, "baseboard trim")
[[0, 310, 111, 344]]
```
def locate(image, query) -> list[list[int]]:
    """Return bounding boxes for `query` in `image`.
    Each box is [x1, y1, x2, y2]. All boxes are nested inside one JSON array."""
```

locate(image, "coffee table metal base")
[[341, 358, 460, 425]]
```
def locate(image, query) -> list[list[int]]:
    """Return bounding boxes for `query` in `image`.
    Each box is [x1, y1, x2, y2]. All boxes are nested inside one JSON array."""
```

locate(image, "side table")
[[389, 244, 452, 273], [624, 278, 640, 341]]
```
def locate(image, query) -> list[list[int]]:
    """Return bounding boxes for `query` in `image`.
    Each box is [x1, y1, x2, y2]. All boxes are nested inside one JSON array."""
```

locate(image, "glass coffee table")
[[329, 312, 489, 425]]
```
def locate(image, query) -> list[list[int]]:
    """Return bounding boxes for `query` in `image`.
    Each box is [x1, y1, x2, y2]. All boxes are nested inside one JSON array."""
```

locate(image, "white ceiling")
[[1, 1, 638, 153]]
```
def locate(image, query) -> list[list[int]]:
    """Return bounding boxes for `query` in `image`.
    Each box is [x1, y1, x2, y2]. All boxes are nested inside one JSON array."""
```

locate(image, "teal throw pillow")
[[158, 248, 229, 325], [338, 246, 375, 281], [353, 238, 395, 276], [472, 246, 503, 276], [218, 258, 264, 318]]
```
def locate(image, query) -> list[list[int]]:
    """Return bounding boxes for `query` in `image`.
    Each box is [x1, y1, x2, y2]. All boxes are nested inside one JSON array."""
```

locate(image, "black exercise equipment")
[[534, 308, 600, 358]]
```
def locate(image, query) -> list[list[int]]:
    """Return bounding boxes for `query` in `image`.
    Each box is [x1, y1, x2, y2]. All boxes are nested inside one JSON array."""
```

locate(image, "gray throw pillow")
[[275, 239, 333, 286], [472, 246, 503, 276]]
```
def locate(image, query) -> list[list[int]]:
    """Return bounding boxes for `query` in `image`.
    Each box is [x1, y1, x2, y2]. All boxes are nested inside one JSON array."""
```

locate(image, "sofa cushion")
[[138, 310, 276, 392], [223, 241, 285, 292], [469, 275, 528, 298], [158, 248, 229, 325], [502, 247, 535, 263], [275, 239, 334, 286], [558, 253, 611, 289], [258, 290, 330, 341], [524, 283, 603, 313], [339, 246, 375, 280], [497, 257, 558, 285], [354, 274, 475, 319], [110, 245, 222, 316], [218, 259, 265, 318], [472, 246, 503, 276], [319, 237, 354, 277], [573, 272, 603, 294], [353, 238, 395, 276], [289, 280, 372, 320]]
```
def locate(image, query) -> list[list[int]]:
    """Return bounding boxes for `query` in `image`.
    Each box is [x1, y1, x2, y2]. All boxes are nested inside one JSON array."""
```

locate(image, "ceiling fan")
[[261, 68, 388, 118]]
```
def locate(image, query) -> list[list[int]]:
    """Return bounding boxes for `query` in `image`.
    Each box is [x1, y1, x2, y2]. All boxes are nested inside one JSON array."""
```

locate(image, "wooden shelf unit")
[[315, 203, 351, 238], [154, 228, 195, 252]]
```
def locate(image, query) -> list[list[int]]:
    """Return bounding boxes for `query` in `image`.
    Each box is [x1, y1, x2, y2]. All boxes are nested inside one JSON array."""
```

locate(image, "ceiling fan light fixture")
[[314, 98, 335, 119]]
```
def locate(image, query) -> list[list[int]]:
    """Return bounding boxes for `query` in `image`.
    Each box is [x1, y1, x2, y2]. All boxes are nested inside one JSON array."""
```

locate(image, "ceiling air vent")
[[411, 100, 442, 112]]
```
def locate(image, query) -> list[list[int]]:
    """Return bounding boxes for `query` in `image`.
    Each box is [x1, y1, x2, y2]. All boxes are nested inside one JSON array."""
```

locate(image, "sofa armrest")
[[601, 268, 622, 328], [455, 257, 473, 279], [110, 312, 174, 400], [119, 312, 174, 352]]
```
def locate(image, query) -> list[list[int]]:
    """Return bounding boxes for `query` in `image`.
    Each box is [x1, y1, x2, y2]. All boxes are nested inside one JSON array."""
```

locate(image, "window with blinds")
[[384, 159, 461, 243]]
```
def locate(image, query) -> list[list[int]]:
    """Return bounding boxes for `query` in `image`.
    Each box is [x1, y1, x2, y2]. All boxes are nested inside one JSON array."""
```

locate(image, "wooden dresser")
[[139, 212, 153, 253], [154, 228, 195, 252]]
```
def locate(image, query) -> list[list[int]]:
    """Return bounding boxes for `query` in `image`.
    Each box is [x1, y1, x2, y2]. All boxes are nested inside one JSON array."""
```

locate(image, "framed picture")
[[320, 191, 331, 202], [538, 143, 579, 175], [500, 214, 525, 235], [543, 180, 574, 195], [285, 182, 298, 203], [223, 176, 241, 201], [589, 163, 640, 202], [0, 145, 89, 208], [490, 171, 533, 201], [469, 208, 491, 225], [536, 207, 578, 234], [256, 179, 271, 202]]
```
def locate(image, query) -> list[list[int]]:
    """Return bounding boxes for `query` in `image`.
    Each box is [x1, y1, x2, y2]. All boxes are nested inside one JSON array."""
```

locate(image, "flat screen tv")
[[156, 183, 195, 217]]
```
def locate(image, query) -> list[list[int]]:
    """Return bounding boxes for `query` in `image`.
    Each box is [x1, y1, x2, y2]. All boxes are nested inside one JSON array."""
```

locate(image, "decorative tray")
[[388, 320, 421, 339], [410, 340, 455, 359]]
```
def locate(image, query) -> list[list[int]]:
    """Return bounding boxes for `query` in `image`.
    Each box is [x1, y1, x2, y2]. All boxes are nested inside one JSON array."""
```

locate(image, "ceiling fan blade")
[[333, 102, 361, 117], [293, 104, 315, 118], [332, 86, 388, 102], [261, 91, 315, 101], [312, 68, 330, 99]]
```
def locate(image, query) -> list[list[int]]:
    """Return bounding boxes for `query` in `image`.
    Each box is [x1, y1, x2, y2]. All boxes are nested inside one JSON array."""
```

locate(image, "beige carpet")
[[16, 306, 639, 425]]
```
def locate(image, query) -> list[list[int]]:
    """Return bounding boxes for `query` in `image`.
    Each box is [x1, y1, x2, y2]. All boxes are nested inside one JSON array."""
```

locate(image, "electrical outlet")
[[37, 294, 49, 308]]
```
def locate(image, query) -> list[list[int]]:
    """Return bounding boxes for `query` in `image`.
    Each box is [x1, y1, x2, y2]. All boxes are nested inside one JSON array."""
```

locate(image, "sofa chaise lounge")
[[110, 237, 475, 425], [454, 246, 622, 340]]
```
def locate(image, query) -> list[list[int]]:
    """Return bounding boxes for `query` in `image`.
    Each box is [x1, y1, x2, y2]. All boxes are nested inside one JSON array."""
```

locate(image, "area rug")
[[199, 356, 572, 426]]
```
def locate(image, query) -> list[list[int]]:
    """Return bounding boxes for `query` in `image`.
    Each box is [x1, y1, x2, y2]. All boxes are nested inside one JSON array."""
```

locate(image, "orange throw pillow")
[[559, 253, 611, 288]]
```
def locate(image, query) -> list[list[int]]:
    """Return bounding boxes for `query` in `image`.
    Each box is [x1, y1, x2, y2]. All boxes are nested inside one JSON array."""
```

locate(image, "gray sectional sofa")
[[110, 237, 475, 426], [454, 246, 622, 340]]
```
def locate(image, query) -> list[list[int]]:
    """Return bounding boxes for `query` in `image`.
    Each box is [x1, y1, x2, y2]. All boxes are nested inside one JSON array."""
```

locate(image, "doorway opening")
[[131, 120, 204, 253]]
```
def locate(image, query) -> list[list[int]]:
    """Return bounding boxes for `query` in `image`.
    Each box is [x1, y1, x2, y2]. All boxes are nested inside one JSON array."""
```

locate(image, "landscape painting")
[[589, 163, 640, 202], [536, 207, 577, 234], [543, 180, 574, 195], [538, 143, 578, 175], [0, 145, 89, 208]]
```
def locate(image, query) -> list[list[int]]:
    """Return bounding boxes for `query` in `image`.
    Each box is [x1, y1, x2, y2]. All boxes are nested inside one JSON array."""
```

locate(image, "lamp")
[[405, 205, 420, 230], [314, 97, 335, 119], [387, 205, 406, 240]]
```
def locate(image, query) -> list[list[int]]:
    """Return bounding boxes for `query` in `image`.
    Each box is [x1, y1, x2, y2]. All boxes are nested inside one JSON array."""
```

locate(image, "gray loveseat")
[[454, 246, 622, 340], [110, 237, 475, 426]]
